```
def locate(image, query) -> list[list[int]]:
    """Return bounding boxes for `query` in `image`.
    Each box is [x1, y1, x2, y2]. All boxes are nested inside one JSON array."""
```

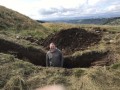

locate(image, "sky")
[[0, 0, 120, 20]]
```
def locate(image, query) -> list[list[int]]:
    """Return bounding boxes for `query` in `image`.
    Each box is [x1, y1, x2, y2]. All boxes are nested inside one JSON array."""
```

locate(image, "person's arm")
[[46, 53, 49, 67], [60, 52, 64, 67]]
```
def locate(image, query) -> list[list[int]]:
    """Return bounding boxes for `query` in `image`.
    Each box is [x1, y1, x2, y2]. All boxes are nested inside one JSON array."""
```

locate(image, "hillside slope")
[[69, 18, 109, 24], [0, 6, 41, 30], [50, 17, 120, 25], [104, 17, 120, 25]]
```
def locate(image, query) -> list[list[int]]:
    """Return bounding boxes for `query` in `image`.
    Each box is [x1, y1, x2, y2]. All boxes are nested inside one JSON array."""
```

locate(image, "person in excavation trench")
[[46, 42, 64, 67]]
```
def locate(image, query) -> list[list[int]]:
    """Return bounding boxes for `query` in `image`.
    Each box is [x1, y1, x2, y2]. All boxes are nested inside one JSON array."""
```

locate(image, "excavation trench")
[[41, 28, 115, 68], [0, 38, 46, 66], [0, 28, 116, 68], [63, 51, 114, 68]]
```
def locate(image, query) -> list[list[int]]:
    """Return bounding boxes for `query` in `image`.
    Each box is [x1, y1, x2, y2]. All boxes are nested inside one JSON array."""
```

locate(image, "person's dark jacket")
[[46, 48, 63, 67]]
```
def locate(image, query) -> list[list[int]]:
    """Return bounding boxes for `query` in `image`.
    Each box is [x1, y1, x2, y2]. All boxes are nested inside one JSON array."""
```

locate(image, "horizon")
[[0, 0, 120, 20]]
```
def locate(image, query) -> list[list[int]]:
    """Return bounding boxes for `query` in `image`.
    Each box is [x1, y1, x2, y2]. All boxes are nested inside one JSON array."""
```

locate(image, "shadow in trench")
[[63, 51, 110, 68], [0, 38, 46, 66]]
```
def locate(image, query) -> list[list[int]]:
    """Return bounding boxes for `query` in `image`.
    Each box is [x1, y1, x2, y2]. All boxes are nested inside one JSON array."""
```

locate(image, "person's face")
[[50, 43, 56, 50]]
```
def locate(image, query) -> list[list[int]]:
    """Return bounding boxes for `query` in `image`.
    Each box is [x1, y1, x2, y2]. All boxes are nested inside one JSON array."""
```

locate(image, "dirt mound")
[[41, 28, 102, 55]]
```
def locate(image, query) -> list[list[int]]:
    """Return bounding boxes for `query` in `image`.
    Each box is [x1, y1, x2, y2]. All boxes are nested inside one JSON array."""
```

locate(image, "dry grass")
[[42, 23, 120, 34], [0, 5, 44, 30], [72, 44, 107, 57], [0, 18, 120, 90], [0, 53, 120, 90]]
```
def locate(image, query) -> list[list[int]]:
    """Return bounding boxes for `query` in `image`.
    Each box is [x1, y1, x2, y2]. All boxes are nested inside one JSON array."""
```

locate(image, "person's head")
[[49, 43, 56, 51]]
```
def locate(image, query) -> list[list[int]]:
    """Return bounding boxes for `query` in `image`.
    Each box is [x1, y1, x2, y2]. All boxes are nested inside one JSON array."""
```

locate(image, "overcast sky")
[[0, 0, 120, 20]]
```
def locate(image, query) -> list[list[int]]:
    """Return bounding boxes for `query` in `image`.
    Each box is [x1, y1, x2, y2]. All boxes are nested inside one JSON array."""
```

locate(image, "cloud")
[[40, 8, 60, 15], [39, 7, 76, 16], [0, 0, 120, 19], [38, 0, 120, 19], [106, 5, 120, 12]]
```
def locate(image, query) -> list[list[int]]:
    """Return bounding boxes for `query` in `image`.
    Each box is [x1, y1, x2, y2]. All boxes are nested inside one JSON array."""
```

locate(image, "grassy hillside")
[[0, 5, 51, 41], [104, 17, 120, 25], [76, 17, 120, 25], [69, 18, 109, 24], [0, 6, 42, 30]]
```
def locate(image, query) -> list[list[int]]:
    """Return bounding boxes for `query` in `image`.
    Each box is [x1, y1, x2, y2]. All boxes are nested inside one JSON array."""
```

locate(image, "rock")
[[109, 40, 115, 43], [16, 35, 20, 39]]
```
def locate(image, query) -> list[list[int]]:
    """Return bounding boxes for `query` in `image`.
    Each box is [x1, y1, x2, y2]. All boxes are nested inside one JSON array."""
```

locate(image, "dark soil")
[[64, 51, 116, 68], [41, 28, 102, 55]]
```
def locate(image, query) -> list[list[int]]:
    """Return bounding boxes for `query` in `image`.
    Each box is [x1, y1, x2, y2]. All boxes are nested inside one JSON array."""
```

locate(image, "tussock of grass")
[[73, 69, 85, 78], [4, 76, 27, 90], [89, 68, 120, 90], [0, 53, 15, 65], [111, 63, 120, 69], [0, 53, 38, 89], [19, 29, 47, 39]]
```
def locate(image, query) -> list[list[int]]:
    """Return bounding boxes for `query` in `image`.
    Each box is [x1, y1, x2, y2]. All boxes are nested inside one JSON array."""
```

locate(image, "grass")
[[0, 5, 50, 43], [0, 5, 43, 30], [0, 13, 120, 89], [0, 53, 120, 90], [42, 23, 120, 34], [72, 43, 107, 57], [111, 63, 120, 69], [106, 18, 120, 25], [0, 53, 39, 89], [90, 67, 120, 90], [73, 69, 85, 78], [4, 75, 27, 90], [0, 29, 47, 51], [19, 29, 48, 39]]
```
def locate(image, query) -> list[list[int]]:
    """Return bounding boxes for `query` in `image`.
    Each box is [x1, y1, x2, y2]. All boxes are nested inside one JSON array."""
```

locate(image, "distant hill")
[[104, 17, 120, 25], [72, 18, 109, 24], [78, 17, 120, 25], [36, 20, 46, 23], [48, 17, 120, 25], [0, 6, 41, 30]]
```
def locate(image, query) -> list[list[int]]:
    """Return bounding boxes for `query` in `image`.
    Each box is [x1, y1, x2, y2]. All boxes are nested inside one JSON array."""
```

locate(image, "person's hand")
[[35, 85, 66, 90]]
